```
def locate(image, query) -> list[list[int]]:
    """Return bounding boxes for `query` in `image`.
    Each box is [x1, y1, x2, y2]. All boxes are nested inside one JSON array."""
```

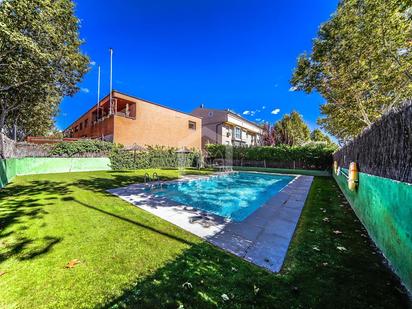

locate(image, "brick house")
[[64, 91, 202, 149]]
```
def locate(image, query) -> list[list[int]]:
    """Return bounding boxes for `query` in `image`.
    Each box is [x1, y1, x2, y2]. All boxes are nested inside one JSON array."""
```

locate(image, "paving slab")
[[108, 172, 313, 273]]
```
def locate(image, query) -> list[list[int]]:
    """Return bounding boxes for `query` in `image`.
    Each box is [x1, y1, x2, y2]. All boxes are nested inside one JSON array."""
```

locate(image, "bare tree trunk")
[[13, 121, 17, 142], [0, 131, 3, 159], [0, 109, 7, 135]]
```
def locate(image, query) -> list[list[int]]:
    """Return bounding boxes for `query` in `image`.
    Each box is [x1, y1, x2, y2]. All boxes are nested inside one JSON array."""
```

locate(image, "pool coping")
[[107, 172, 313, 273]]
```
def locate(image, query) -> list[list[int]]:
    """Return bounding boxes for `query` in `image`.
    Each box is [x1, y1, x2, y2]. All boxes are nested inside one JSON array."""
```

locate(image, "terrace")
[[92, 97, 137, 124], [65, 95, 137, 140]]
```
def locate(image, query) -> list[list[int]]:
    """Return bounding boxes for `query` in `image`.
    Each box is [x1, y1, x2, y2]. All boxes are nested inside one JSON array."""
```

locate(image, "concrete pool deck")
[[107, 173, 313, 272]]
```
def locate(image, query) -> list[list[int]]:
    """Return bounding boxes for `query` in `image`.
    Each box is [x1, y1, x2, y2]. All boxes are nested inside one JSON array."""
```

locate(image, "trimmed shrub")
[[49, 140, 115, 157], [109, 145, 201, 170], [205, 143, 337, 170]]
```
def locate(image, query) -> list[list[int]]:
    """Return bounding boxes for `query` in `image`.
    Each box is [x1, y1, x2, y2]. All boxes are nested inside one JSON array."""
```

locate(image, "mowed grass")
[[233, 166, 331, 177], [0, 170, 409, 308]]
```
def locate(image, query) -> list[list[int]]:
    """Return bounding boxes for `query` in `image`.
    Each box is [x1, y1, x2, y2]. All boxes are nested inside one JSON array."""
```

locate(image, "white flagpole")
[[109, 48, 113, 114], [97, 65, 101, 110]]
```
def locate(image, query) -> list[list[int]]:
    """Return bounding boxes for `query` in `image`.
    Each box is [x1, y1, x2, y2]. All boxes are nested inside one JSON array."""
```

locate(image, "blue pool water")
[[155, 172, 294, 222]]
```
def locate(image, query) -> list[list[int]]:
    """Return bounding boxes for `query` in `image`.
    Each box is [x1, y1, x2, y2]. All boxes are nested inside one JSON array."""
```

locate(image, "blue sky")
[[57, 0, 339, 132]]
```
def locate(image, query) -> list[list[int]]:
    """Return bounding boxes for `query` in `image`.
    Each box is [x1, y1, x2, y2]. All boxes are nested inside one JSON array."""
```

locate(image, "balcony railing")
[[93, 112, 136, 125], [114, 111, 136, 120]]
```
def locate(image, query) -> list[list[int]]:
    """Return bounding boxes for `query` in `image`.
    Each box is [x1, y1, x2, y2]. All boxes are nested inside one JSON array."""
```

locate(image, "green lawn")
[[0, 170, 409, 308], [233, 166, 331, 176]]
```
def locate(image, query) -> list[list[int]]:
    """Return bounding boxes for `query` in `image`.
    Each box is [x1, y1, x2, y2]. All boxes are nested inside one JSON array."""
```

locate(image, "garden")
[[1, 0, 411, 306], [0, 167, 409, 308]]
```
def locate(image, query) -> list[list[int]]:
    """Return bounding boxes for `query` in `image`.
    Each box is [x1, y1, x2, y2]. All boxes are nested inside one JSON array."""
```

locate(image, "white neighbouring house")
[[191, 106, 263, 148]]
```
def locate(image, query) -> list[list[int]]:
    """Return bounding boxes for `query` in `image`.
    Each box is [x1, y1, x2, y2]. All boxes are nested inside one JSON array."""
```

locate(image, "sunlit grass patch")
[[0, 171, 408, 308]]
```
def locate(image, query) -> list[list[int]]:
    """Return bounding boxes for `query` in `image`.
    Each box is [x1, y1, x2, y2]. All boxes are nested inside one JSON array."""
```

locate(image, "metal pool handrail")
[[340, 168, 349, 179], [152, 172, 159, 182], [144, 172, 151, 183]]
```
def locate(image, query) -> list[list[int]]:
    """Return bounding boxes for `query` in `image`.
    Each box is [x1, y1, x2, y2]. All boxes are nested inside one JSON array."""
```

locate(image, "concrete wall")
[[201, 123, 221, 145], [1, 133, 57, 159], [221, 125, 232, 145], [0, 133, 16, 158], [334, 170, 412, 293], [0, 159, 17, 189], [0, 157, 111, 189]]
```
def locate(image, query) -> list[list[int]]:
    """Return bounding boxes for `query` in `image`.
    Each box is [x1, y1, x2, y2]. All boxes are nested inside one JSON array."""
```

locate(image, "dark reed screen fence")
[[333, 101, 412, 183]]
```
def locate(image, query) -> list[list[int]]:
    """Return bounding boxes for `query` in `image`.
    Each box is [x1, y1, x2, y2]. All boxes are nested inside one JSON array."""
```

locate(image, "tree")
[[310, 128, 332, 144], [5, 87, 61, 139], [273, 111, 310, 146], [291, 0, 412, 142], [261, 123, 275, 146], [0, 0, 89, 138]]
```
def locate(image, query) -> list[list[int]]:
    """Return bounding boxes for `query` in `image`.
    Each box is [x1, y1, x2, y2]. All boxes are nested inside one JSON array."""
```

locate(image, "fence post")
[[264, 160, 266, 168], [0, 133, 3, 159]]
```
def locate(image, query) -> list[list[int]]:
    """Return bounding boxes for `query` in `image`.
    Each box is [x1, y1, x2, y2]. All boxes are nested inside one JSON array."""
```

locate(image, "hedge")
[[205, 143, 337, 170], [49, 140, 115, 157], [109, 145, 201, 170]]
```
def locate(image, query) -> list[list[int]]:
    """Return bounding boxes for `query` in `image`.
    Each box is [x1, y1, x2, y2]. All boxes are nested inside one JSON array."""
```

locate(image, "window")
[[235, 127, 241, 139], [208, 111, 214, 117], [188, 121, 196, 130], [79, 122, 83, 130], [84, 119, 88, 128], [74, 126, 79, 132]]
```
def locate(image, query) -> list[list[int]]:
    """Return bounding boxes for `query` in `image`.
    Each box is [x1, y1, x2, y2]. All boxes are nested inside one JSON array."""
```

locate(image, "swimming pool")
[[154, 172, 295, 222]]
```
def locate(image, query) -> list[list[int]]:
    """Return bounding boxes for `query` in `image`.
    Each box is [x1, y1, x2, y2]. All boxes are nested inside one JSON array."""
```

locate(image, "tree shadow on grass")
[[74, 172, 178, 193], [99, 177, 411, 309], [101, 237, 411, 309], [63, 196, 194, 246], [101, 242, 282, 309], [75, 175, 145, 192], [0, 181, 71, 262], [0, 235, 62, 263]]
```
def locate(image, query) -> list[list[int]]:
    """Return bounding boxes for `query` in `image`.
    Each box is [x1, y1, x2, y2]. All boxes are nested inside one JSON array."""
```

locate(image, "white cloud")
[[244, 109, 261, 116], [81, 87, 90, 93], [271, 108, 281, 115], [90, 61, 96, 66], [262, 106, 266, 110], [255, 118, 262, 122], [289, 86, 298, 92]]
